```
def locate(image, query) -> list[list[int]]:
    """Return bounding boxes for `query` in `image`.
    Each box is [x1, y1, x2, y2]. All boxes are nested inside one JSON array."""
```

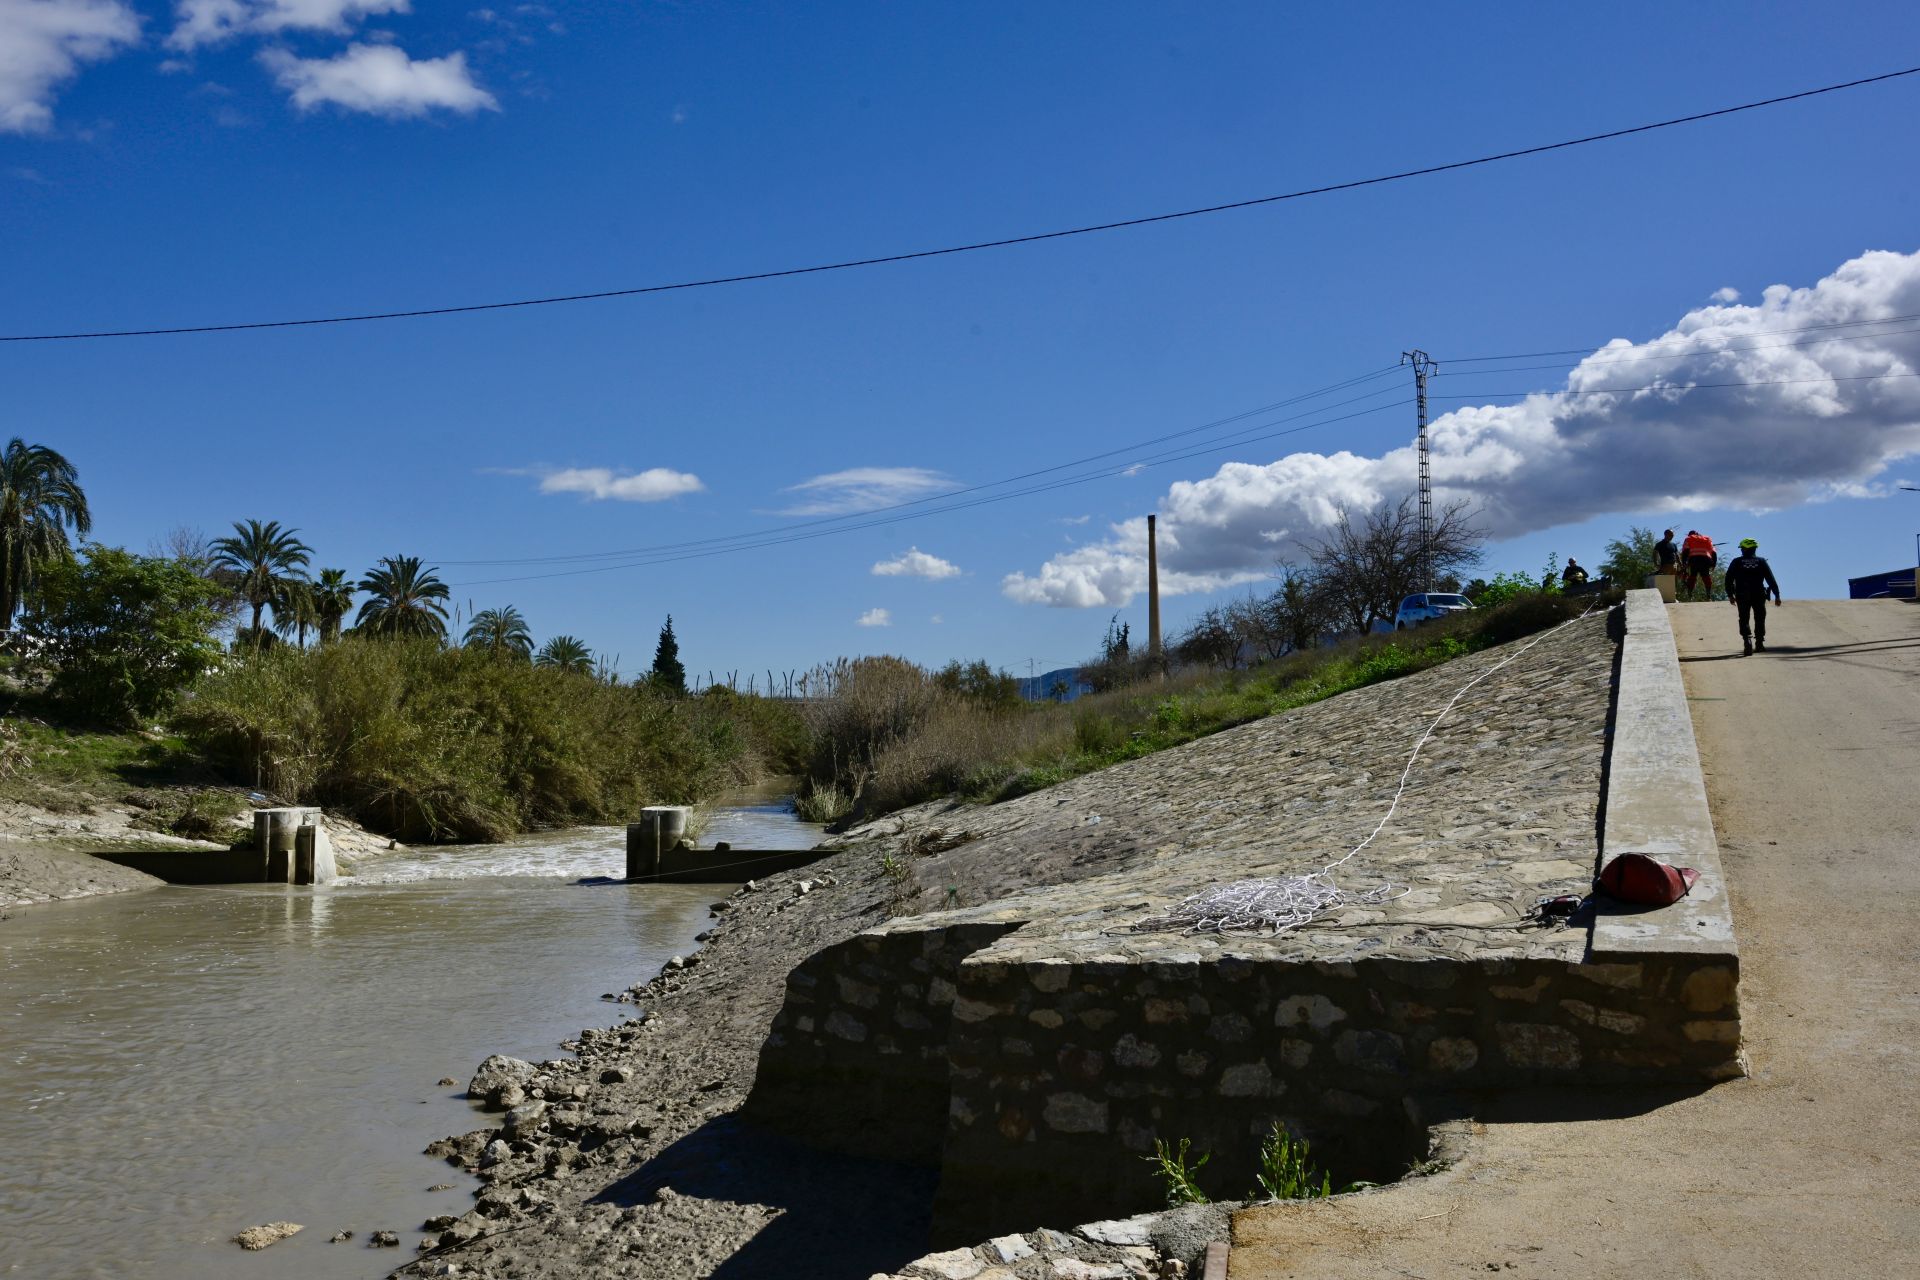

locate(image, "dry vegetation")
[[794, 590, 1601, 825]]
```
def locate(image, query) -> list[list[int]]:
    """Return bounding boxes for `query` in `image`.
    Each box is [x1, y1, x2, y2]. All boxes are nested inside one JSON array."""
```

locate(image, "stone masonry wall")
[[931, 944, 1739, 1240], [746, 917, 1023, 1163]]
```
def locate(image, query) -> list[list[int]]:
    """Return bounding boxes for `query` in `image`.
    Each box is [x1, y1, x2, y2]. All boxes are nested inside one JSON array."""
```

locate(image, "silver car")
[[1393, 592, 1474, 630]]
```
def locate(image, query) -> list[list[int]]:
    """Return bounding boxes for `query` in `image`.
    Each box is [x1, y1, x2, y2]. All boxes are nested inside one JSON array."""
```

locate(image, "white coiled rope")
[[1133, 606, 1598, 936]]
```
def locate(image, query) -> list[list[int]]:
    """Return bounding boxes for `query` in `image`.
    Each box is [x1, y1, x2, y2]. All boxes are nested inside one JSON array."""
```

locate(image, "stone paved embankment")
[[748, 611, 1742, 1241]]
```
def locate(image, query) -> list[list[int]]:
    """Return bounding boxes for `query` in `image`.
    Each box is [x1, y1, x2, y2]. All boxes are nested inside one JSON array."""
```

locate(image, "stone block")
[[987, 1234, 1035, 1264], [909, 1247, 986, 1279], [1043, 1093, 1109, 1134], [951, 998, 1001, 1024], [1681, 967, 1737, 1013], [1217, 1062, 1274, 1097], [1031, 962, 1073, 993], [1333, 1030, 1406, 1073], [1112, 1034, 1160, 1069], [1274, 994, 1346, 1032], [1683, 1019, 1740, 1043], [1427, 1036, 1479, 1071], [836, 975, 882, 1009], [1497, 1022, 1582, 1070], [824, 1011, 868, 1042]]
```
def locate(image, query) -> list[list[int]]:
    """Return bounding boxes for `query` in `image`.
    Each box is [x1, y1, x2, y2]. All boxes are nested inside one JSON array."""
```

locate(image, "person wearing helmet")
[[1723, 537, 1782, 655]]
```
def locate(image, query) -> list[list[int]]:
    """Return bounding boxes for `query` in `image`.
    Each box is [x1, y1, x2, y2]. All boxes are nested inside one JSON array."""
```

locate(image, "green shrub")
[[175, 639, 765, 842], [23, 546, 224, 727]]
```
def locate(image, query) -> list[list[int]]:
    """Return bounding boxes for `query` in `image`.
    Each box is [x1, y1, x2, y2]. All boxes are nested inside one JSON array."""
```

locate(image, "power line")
[[436, 364, 1405, 566], [1437, 322, 1920, 378], [443, 367, 1919, 586], [1442, 310, 1920, 364], [1428, 370, 1920, 400], [7, 66, 1919, 344], [447, 398, 1415, 587]]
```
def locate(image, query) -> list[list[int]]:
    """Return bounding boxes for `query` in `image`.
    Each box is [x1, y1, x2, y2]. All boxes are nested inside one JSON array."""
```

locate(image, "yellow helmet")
[[1738, 538, 1758, 550]]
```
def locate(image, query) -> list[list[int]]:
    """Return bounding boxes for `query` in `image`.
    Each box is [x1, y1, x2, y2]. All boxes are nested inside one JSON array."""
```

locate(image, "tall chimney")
[[1147, 513, 1162, 666]]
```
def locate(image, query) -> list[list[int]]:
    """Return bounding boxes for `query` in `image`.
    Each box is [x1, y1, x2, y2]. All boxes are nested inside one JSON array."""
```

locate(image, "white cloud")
[[930, 614, 943, 624], [1006, 247, 1920, 607], [262, 41, 496, 116], [168, 0, 408, 50], [534, 466, 704, 503], [1710, 287, 1740, 304], [871, 547, 961, 579], [856, 608, 891, 628], [1058, 514, 1091, 525], [779, 466, 951, 516], [0, 0, 140, 134]]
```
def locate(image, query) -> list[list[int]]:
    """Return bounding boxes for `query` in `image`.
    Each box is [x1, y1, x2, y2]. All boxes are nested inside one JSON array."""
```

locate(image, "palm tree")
[[210, 519, 312, 647], [464, 606, 534, 660], [535, 634, 594, 674], [0, 439, 92, 630], [355, 555, 450, 640], [312, 568, 354, 644], [272, 575, 319, 648]]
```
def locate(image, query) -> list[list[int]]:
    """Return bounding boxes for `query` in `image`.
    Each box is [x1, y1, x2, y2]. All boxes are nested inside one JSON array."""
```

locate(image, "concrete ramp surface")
[[1229, 599, 1920, 1279]]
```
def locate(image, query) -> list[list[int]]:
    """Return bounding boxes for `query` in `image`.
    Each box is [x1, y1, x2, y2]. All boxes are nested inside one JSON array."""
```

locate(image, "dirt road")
[[1231, 599, 1920, 1279]]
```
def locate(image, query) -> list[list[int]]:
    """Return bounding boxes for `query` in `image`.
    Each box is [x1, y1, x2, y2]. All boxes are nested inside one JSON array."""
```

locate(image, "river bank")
[[0, 843, 161, 909], [402, 614, 1617, 1278], [0, 790, 403, 912]]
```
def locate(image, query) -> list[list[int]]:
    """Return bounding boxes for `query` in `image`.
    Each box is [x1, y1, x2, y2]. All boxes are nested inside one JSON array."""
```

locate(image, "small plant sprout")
[[1146, 1137, 1212, 1206], [1252, 1123, 1332, 1201]]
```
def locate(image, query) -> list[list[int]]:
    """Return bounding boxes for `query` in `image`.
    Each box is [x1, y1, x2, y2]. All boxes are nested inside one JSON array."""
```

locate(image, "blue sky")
[[4, 2, 1919, 683]]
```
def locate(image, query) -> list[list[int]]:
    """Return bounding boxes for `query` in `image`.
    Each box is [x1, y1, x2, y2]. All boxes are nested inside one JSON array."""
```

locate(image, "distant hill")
[[1018, 667, 1092, 703]]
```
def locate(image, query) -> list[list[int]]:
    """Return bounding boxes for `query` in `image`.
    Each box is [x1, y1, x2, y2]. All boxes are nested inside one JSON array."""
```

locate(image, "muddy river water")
[[0, 803, 820, 1280]]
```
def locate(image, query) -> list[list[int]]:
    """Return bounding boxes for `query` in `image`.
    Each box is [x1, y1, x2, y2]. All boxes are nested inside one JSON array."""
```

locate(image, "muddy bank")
[[0, 793, 403, 912], [0, 843, 163, 909]]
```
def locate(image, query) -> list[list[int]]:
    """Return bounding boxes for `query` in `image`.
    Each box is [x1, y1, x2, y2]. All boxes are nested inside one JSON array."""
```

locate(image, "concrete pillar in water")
[[253, 807, 322, 882], [293, 821, 337, 886], [625, 806, 692, 880]]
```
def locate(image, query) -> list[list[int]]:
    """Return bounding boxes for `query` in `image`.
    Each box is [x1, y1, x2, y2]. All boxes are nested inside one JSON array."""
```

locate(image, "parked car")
[[1393, 593, 1474, 629]]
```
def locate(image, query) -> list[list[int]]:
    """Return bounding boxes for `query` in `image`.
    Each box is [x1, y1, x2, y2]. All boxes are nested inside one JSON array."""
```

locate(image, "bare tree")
[[1267, 562, 1335, 654], [1304, 497, 1483, 635], [1172, 605, 1240, 670]]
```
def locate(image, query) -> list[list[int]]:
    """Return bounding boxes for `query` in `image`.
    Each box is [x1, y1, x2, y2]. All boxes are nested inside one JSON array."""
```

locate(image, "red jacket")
[[1681, 532, 1715, 560]]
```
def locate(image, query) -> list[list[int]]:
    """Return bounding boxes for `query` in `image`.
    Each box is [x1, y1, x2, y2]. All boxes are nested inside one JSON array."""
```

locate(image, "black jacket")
[[1723, 554, 1780, 603]]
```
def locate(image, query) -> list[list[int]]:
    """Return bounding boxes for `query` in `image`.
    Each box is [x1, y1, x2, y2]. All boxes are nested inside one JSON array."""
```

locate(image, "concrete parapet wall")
[[1592, 590, 1740, 963]]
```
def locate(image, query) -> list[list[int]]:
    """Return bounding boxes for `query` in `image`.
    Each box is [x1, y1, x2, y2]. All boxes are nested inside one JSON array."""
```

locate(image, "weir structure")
[[98, 806, 337, 885], [743, 593, 1740, 1242], [623, 806, 830, 885]]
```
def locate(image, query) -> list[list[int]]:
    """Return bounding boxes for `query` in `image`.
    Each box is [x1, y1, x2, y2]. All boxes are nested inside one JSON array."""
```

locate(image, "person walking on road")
[[1724, 537, 1783, 656], [1681, 529, 1718, 598]]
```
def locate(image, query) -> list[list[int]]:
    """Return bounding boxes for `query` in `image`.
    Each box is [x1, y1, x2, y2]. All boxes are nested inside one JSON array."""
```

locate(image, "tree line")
[[0, 438, 694, 724]]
